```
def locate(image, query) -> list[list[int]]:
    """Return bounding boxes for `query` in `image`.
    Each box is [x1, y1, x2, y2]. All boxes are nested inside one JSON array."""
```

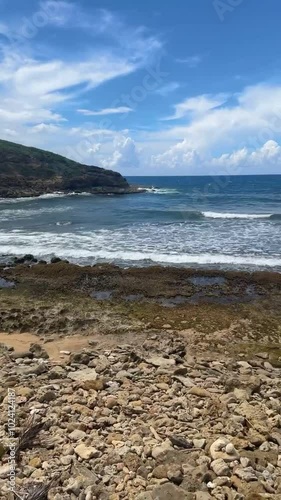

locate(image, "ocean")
[[0, 175, 281, 271]]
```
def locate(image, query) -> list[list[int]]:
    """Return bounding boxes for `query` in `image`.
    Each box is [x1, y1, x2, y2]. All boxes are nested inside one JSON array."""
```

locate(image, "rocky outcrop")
[[0, 139, 138, 197]]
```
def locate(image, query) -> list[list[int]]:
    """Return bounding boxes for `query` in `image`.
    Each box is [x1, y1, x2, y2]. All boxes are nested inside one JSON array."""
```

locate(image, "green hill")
[[0, 139, 133, 197]]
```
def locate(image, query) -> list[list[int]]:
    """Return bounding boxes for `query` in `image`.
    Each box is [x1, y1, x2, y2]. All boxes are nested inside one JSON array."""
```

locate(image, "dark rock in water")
[[38, 260, 47, 265], [13, 257, 25, 265], [13, 255, 37, 265], [0, 139, 137, 197], [51, 257, 62, 264], [23, 254, 35, 262]]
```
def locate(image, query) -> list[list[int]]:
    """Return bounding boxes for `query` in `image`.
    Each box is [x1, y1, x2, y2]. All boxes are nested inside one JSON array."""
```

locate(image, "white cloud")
[[211, 140, 281, 168], [163, 93, 229, 120], [0, 6, 162, 133], [151, 83, 281, 171], [77, 106, 133, 116], [152, 139, 281, 174], [30, 123, 61, 133], [101, 136, 140, 170]]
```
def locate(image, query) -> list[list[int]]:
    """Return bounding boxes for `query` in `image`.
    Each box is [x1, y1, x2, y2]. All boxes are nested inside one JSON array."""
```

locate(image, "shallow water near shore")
[[0, 175, 281, 271]]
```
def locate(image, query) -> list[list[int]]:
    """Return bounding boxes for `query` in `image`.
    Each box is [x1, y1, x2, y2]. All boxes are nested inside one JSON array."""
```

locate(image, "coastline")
[[0, 185, 146, 199]]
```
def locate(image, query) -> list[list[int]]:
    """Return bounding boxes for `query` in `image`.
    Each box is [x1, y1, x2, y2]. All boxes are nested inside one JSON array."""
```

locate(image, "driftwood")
[[15, 415, 45, 462]]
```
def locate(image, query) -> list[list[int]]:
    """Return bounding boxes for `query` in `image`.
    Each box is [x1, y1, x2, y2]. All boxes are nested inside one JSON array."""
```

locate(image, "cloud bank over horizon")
[[0, 0, 281, 175]]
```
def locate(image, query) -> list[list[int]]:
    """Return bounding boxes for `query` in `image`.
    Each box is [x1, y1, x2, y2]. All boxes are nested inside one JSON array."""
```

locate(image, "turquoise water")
[[0, 175, 281, 270]]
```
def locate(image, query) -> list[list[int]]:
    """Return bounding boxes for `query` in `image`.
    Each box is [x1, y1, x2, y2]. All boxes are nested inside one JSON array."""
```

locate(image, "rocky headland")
[[0, 140, 141, 198]]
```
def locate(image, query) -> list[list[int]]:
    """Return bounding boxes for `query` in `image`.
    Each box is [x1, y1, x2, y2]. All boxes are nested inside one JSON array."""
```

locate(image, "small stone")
[[225, 443, 235, 455], [233, 388, 249, 401], [39, 390, 57, 403], [0, 464, 11, 479], [240, 457, 250, 468], [152, 440, 173, 460], [68, 368, 97, 382], [145, 356, 176, 368], [167, 465, 183, 485], [74, 443, 99, 460], [151, 483, 187, 499], [256, 352, 269, 360], [188, 386, 212, 398], [211, 459, 230, 477], [234, 467, 257, 482], [69, 429, 87, 441], [193, 439, 206, 449], [210, 438, 239, 462], [152, 465, 168, 479], [61, 455, 72, 465], [105, 396, 119, 409], [29, 457, 42, 468]]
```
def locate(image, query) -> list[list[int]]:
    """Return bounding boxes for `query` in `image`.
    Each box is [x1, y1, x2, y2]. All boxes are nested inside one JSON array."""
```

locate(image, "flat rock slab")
[[67, 368, 97, 382]]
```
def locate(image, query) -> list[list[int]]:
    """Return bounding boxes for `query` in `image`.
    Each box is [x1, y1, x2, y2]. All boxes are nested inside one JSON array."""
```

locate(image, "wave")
[[1, 244, 281, 268], [0, 192, 93, 204], [0, 206, 72, 221], [202, 211, 280, 220], [139, 210, 281, 221]]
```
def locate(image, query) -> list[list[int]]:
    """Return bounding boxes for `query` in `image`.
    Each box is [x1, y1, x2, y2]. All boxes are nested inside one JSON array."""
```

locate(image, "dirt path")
[[0, 329, 151, 362]]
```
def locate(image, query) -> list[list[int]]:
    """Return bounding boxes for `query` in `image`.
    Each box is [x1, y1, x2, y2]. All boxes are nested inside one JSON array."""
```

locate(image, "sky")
[[0, 0, 281, 175]]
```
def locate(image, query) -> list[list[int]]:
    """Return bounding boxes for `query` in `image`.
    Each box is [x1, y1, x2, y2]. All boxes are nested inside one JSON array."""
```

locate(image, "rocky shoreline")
[[0, 332, 281, 499], [0, 262, 280, 498], [0, 185, 145, 199]]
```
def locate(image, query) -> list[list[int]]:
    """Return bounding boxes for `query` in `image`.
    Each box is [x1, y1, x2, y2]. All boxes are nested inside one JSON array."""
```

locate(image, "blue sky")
[[1, 0, 281, 175]]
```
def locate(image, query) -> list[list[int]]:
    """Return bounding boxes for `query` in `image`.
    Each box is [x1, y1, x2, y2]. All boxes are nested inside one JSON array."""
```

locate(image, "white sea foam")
[[143, 187, 180, 194], [0, 192, 92, 204], [0, 227, 280, 269], [0, 206, 72, 222], [203, 211, 273, 219]]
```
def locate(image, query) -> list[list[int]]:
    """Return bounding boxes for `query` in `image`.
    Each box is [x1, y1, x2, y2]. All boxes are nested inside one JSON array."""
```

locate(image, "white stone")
[[74, 443, 99, 460]]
